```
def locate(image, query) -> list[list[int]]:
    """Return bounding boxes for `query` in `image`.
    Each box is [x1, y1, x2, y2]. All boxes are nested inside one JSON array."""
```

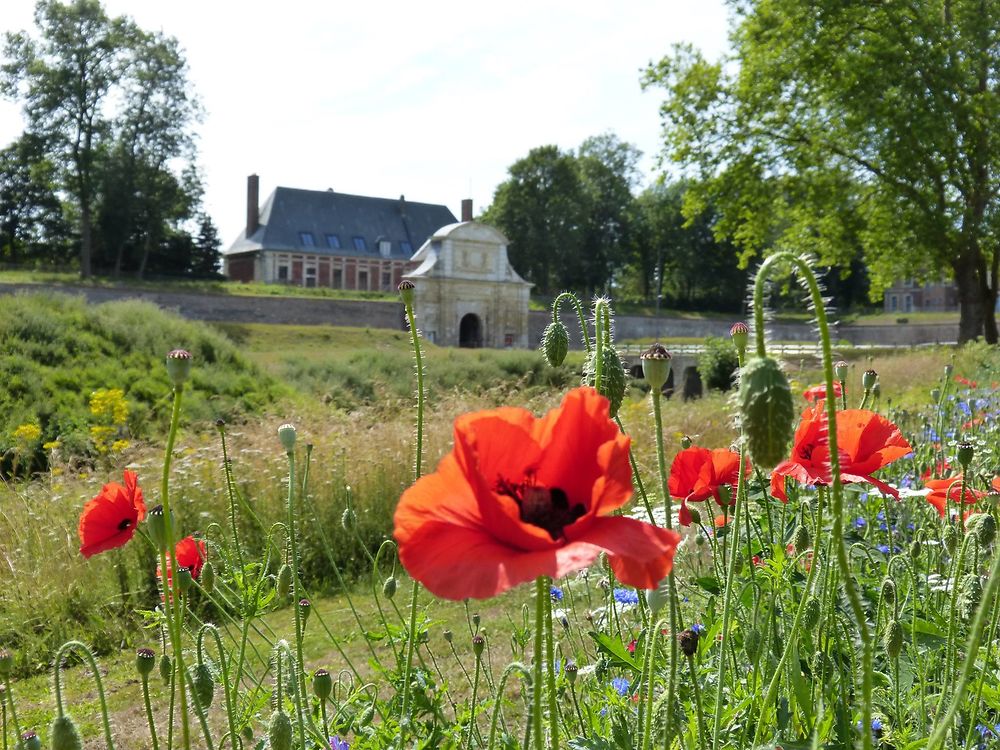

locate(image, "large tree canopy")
[[643, 0, 1000, 342]]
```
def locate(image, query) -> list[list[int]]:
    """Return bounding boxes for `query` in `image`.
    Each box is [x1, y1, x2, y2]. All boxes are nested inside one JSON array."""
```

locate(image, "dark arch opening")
[[459, 313, 482, 348]]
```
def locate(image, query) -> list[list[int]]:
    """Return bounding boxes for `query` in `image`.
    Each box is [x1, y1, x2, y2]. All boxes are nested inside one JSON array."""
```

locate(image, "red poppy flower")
[[803, 381, 842, 403], [158, 536, 207, 587], [921, 460, 952, 482], [770, 405, 912, 502], [669, 446, 750, 526], [393, 387, 681, 600], [925, 475, 987, 518], [993, 476, 1000, 494], [954, 375, 978, 388], [79, 470, 146, 558]]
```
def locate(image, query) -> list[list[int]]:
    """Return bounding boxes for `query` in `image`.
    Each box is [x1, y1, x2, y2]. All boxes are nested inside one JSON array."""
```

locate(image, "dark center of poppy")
[[495, 477, 585, 541], [118, 518, 132, 531]]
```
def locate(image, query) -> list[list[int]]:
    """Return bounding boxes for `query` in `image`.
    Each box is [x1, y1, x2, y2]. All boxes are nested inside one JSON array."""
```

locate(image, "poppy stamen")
[[495, 478, 585, 541], [117, 518, 132, 531]]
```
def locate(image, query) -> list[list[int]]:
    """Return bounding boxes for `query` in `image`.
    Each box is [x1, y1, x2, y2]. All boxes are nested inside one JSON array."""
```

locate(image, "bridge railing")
[[616, 340, 950, 360]]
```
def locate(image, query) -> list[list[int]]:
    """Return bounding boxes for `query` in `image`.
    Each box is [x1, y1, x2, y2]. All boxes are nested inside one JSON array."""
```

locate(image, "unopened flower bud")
[[974, 513, 996, 548], [165, 349, 192, 387], [646, 581, 669, 615], [957, 441, 974, 469], [267, 711, 293, 750], [944, 524, 959, 555], [729, 322, 749, 358], [883, 620, 903, 659], [146, 505, 173, 552], [909, 539, 922, 559], [872, 382, 881, 399], [159, 653, 172, 684], [862, 369, 878, 390], [397, 279, 415, 306], [687, 505, 702, 526], [20, 731, 41, 750], [472, 634, 486, 657], [565, 661, 578, 684], [383, 576, 397, 599], [190, 663, 215, 709], [175, 567, 194, 594], [834, 360, 848, 384], [0, 649, 11, 678], [312, 669, 333, 701], [640, 343, 672, 391], [931, 387, 941, 404], [541, 320, 570, 368], [744, 629, 763, 661], [738, 356, 795, 469], [793, 524, 810, 554], [341, 507, 356, 530], [944, 362, 954, 378], [298, 598, 311, 624], [136, 648, 156, 678], [49, 715, 82, 750], [678, 628, 700, 657], [801, 597, 821, 630], [275, 564, 292, 599], [443, 629, 453, 643], [199, 561, 215, 593], [277, 423, 297, 453], [880, 578, 896, 606], [680, 435, 693, 450]]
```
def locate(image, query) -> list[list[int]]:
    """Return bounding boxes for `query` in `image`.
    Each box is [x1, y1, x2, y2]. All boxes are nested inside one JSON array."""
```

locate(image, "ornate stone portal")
[[403, 222, 531, 348]]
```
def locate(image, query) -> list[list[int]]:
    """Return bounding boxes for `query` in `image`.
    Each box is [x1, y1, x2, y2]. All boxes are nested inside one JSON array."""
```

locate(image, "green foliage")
[[0, 293, 282, 474], [696, 336, 739, 391]]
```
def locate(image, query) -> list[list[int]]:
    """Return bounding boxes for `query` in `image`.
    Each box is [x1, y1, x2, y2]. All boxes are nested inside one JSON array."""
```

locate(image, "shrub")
[[697, 336, 740, 391]]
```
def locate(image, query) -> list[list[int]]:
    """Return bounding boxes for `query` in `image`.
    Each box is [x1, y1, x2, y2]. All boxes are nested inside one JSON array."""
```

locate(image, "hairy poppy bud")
[[199, 561, 215, 593], [959, 573, 983, 621], [49, 715, 82, 750], [472, 634, 486, 658], [646, 581, 670, 616], [729, 322, 749, 359], [738, 356, 795, 469], [341, 507, 356, 531], [541, 320, 570, 368], [909, 539, 922, 560], [802, 597, 821, 631], [276, 564, 292, 599], [135, 648, 155, 678], [357, 703, 376, 727], [678, 628, 700, 657], [872, 382, 881, 400], [957, 441, 974, 469], [397, 279, 415, 306], [586, 346, 627, 417], [687, 505, 702, 526], [190, 663, 214, 709], [146, 505, 174, 552], [880, 578, 896, 606], [382, 576, 397, 599], [834, 360, 848, 384], [298, 598, 311, 624], [277, 423, 297, 453], [472, 613, 481, 629], [862, 369, 878, 390], [175, 567, 194, 594], [793, 524, 810, 554], [744, 628, 762, 661], [943, 524, 959, 555], [640, 343, 671, 391], [313, 669, 332, 701], [20, 731, 41, 750], [680, 435, 693, 450], [974, 513, 996, 548], [165, 349, 192, 387], [267, 711, 293, 750], [883, 620, 903, 659], [159, 653, 172, 685]]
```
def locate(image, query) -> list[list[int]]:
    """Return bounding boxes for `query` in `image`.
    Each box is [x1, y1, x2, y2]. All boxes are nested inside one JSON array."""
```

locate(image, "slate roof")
[[224, 187, 458, 260]]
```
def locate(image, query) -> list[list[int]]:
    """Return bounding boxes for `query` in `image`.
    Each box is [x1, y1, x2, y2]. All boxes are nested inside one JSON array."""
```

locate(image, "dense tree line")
[[481, 134, 869, 313], [0, 0, 220, 278]]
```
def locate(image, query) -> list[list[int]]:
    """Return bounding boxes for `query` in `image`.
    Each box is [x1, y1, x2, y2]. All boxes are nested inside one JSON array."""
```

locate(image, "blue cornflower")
[[330, 737, 350, 750], [876, 511, 885, 521], [854, 517, 867, 529], [691, 623, 706, 634], [976, 723, 994, 738], [871, 718, 884, 733], [614, 588, 640, 606], [877, 544, 891, 554], [907, 522, 916, 531], [880, 523, 888, 532], [550, 586, 563, 602], [611, 677, 630, 696], [901, 473, 914, 487], [959, 401, 972, 416], [860, 491, 869, 501]]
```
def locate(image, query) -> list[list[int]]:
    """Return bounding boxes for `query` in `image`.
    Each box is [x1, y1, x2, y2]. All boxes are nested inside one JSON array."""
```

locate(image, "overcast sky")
[[0, 1, 730, 246]]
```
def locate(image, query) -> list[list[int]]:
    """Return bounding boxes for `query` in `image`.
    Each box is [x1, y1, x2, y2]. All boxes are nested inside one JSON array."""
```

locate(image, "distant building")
[[883, 278, 959, 314], [222, 175, 457, 291], [405, 221, 532, 348]]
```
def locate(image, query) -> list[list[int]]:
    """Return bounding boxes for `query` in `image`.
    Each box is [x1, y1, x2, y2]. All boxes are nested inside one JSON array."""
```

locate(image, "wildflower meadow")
[[3, 252, 1000, 750]]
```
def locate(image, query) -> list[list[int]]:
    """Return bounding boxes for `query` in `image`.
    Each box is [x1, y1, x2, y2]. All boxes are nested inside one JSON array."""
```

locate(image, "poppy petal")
[[567, 515, 680, 590]]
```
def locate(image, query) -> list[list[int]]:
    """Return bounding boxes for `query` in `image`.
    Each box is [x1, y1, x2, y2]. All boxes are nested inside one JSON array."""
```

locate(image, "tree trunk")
[[136, 231, 151, 281], [79, 199, 92, 279], [954, 253, 986, 343]]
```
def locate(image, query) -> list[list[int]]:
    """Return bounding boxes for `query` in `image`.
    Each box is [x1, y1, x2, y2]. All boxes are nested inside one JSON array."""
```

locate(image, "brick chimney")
[[246, 174, 260, 237], [461, 198, 473, 222]]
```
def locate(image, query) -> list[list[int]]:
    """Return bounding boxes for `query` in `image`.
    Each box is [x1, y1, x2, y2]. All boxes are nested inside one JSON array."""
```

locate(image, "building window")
[[379, 240, 391, 258], [890, 295, 898, 311], [277, 265, 289, 282], [400, 240, 413, 255], [305, 266, 317, 288], [381, 271, 391, 290], [333, 269, 343, 288], [325, 234, 341, 249], [904, 295, 913, 313], [358, 270, 369, 289], [352, 236, 367, 251], [299, 232, 316, 247]]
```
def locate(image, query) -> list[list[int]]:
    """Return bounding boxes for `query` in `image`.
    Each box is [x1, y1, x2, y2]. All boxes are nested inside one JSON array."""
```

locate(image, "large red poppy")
[[803, 381, 842, 403], [770, 405, 911, 502], [393, 387, 680, 600], [158, 535, 207, 589], [79, 470, 146, 558], [925, 475, 987, 518], [668, 446, 750, 526]]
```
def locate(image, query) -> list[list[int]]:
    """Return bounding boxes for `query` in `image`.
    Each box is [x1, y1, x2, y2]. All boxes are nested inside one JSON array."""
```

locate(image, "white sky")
[[0, 1, 730, 246]]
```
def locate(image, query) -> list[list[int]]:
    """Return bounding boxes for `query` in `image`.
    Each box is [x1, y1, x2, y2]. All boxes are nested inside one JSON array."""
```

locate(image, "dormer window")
[[325, 234, 341, 249], [400, 241, 413, 255], [299, 232, 315, 247], [352, 236, 367, 251], [378, 240, 392, 258]]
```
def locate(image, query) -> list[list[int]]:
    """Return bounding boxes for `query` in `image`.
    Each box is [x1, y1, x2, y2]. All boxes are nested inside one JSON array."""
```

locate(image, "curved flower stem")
[[197, 624, 240, 750], [2, 676, 22, 744], [544, 583, 560, 750], [532, 576, 547, 750], [53, 641, 115, 750], [489, 663, 531, 750], [752, 251, 870, 749], [553, 292, 593, 354], [639, 617, 669, 750]]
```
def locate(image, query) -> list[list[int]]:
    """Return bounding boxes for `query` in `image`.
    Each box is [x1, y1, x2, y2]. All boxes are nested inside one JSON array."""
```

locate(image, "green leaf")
[[588, 631, 640, 673]]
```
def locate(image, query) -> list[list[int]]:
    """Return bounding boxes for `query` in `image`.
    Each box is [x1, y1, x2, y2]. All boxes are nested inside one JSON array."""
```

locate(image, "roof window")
[[299, 232, 316, 247], [352, 236, 367, 251], [400, 240, 413, 255], [325, 233, 341, 249]]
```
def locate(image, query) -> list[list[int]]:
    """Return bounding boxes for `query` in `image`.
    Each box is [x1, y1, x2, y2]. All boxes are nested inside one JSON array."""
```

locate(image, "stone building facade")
[[404, 221, 531, 348]]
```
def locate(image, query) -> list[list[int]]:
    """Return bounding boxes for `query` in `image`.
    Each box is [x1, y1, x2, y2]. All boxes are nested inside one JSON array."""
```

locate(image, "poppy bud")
[[565, 661, 578, 684], [645, 581, 670, 616], [275, 564, 292, 599], [313, 669, 332, 701], [175, 567, 194, 594], [159, 653, 172, 685], [640, 343, 671, 391], [729, 322, 749, 359], [732, 553, 744, 575], [199, 561, 215, 593], [802, 597, 821, 631], [738, 356, 795, 469], [834, 360, 848, 384], [872, 382, 881, 400], [909, 539, 922, 560], [974, 513, 996, 548], [793, 524, 810, 554], [298, 598, 311, 624], [20, 731, 41, 750], [472, 613, 481, 629], [277, 423, 297, 453], [397, 279, 415, 306], [341, 507, 356, 530], [744, 628, 762, 661], [931, 387, 941, 404], [680, 435, 693, 450], [165, 349, 192, 387], [0, 649, 12, 678], [957, 441, 974, 469], [382, 576, 397, 599], [472, 634, 486, 658], [880, 578, 896, 606], [862, 369, 878, 390], [883, 620, 903, 659], [135, 648, 156, 678], [443, 629, 453, 643], [49, 715, 82, 750], [190, 663, 214, 709], [944, 362, 954, 378], [943, 524, 958, 555], [541, 320, 570, 368], [240, 726, 254, 744], [146, 505, 174, 552], [267, 711, 293, 750], [215, 418, 226, 431], [678, 628, 700, 657], [687, 505, 702, 526], [357, 703, 376, 727], [586, 346, 627, 417], [959, 573, 983, 621]]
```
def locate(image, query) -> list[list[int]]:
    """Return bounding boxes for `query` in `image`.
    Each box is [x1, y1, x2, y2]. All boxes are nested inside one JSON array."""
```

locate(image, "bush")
[[697, 336, 740, 391]]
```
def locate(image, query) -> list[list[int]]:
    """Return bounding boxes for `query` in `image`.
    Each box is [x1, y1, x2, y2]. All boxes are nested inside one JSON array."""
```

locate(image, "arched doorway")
[[459, 313, 482, 348]]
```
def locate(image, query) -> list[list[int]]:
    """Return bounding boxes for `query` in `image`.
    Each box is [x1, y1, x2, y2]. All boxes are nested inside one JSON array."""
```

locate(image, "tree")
[[189, 214, 222, 277], [0, 133, 71, 264], [643, 1, 1000, 342], [2, 0, 132, 278]]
